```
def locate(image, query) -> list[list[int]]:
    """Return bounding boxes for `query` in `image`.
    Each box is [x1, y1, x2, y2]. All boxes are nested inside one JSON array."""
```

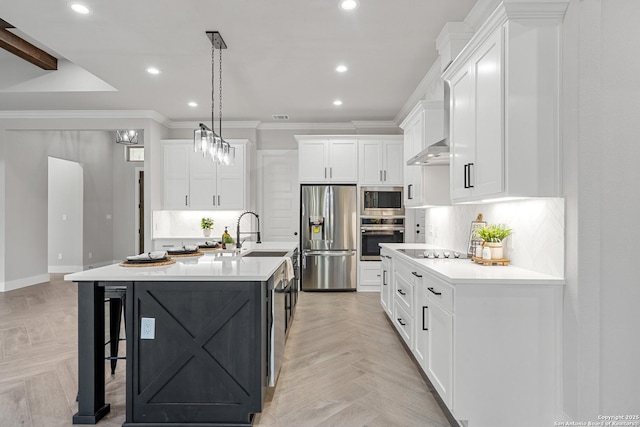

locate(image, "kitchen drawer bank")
[[380, 244, 564, 427]]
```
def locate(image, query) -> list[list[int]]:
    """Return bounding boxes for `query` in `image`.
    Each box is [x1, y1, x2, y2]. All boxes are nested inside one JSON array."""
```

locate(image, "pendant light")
[[193, 31, 234, 166]]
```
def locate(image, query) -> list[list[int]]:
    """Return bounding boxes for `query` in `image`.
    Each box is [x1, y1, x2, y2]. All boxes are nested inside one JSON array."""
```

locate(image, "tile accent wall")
[[422, 198, 565, 277], [153, 210, 252, 240]]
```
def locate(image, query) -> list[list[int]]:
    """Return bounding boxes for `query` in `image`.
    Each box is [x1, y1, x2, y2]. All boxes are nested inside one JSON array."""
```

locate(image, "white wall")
[[48, 157, 83, 272]]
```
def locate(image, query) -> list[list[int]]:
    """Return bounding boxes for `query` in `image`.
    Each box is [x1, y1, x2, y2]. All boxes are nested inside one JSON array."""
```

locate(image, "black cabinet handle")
[[428, 287, 442, 296], [412, 271, 422, 278], [422, 306, 428, 331], [468, 163, 474, 188], [397, 318, 406, 326], [385, 255, 392, 259], [397, 289, 406, 296], [464, 164, 469, 188], [185, 195, 188, 206]]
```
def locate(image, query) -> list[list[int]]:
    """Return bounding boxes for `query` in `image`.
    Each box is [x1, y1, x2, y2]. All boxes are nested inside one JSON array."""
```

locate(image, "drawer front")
[[424, 277, 454, 313], [393, 300, 414, 349], [394, 271, 414, 313]]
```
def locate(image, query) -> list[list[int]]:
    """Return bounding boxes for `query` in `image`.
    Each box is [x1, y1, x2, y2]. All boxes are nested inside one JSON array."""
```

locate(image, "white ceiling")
[[0, 0, 476, 124]]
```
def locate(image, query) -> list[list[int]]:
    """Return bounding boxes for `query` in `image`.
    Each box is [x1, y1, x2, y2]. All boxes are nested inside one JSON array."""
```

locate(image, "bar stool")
[[105, 287, 126, 375]]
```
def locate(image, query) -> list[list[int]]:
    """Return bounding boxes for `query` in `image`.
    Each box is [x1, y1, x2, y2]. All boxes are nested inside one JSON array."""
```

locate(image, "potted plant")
[[222, 234, 235, 250], [475, 224, 512, 259], [201, 217, 214, 237]]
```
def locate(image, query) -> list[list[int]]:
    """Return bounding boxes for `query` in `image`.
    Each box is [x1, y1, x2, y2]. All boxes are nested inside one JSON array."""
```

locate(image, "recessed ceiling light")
[[336, 65, 348, 73], [146, 67, 160, 75], [188, 102, 198, 107], [333, 100, 343, 106], [70, 3, 90, 14], [340, 0, 359, 11]]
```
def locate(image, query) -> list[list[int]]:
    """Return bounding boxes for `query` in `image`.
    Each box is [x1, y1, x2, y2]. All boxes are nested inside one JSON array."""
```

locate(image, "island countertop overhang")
[[65, 241, 298, 282]]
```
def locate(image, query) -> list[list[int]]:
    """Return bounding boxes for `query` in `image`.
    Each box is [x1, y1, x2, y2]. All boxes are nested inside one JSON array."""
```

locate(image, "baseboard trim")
[[48, 265, 83, 273], [0, 273, 51, 292]]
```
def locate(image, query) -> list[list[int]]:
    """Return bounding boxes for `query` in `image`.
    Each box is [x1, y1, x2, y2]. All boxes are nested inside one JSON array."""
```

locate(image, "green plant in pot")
[[201, 217, 214, 237], [475, 224, 512, 259]]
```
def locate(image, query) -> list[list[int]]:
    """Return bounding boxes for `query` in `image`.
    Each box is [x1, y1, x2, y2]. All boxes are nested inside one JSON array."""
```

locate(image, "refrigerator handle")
[[303, 250, 356, 257]]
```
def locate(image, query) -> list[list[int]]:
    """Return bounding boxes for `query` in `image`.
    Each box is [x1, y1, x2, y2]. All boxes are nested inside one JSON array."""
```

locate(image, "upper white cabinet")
[[400, 101, 450, 207], [296, 137, 358, 183], [161, 140, 249, 210], [358, 137, 403, 185], [443, 2, 567, 203]]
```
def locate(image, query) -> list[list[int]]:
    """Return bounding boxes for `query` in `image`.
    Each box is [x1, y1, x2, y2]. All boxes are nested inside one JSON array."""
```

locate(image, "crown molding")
[[257, 122, 356, 131], [395, 56, 443, 126], [0, 109, 171, 126], [169, 120, 261, 129], [350, 120, 399, 130]]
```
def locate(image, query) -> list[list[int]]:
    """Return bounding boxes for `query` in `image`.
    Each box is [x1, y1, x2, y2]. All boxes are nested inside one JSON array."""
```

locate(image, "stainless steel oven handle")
[[361, 226, 405, 231]]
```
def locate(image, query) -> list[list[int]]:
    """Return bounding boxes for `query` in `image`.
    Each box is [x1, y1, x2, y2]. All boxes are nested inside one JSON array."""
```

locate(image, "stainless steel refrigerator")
[[300, 184, 357, 291]]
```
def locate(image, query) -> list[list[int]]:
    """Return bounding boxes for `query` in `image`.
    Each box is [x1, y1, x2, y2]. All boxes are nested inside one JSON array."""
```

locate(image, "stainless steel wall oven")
[[360, 217, 405, 261]]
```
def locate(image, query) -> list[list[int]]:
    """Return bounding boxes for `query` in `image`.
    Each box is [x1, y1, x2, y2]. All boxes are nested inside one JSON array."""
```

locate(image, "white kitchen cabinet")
[[296, 137, 358, 183], [380, 250, 393, 318], [161, 140, 249, 210], [400, 101, 450, 207], [358, 261, 382, 292], [358, 138, 403, 185], [383, 247, 563, 427], [443, 3, 566, 203], [423, 277, 454, 409]]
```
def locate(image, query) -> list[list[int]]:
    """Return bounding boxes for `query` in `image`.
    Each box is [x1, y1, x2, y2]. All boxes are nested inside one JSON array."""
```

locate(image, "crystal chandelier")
[[194, 31, 234, 166]]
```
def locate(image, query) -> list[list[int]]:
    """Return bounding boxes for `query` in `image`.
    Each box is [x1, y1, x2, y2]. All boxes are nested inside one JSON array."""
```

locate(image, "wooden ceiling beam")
[[0, 28, 57, 70]]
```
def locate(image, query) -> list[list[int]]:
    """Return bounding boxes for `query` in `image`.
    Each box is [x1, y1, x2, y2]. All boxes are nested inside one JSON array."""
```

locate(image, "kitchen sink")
[[241, 251, 289, 258]]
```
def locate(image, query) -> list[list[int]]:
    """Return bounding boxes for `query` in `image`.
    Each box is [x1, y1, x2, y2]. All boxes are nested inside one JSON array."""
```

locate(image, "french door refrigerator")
[[300, 184, 357, 291]]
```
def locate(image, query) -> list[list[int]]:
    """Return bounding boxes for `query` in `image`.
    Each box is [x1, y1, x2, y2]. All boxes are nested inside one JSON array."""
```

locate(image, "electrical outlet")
[[140, 317, 155, 339], [57, 253, 63, 260]]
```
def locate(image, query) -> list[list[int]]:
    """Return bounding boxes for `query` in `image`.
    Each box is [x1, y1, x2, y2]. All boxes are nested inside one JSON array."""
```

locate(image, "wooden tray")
[[168, 251, 204, 258], [120, 258, 176, 268], [198, 246, 222, 251], [471, 256, 509, 266]]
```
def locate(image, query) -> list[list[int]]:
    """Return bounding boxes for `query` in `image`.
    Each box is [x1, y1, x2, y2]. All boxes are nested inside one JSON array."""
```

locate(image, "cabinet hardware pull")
[[382, 270, 387, 285], [330, 167, 333, 178], [325, 167, 327, 178], [408, 184, 413, 199], [397, 318, 406, 326], [217, 195, 221, 206], [380, 170, 383, 182], [464, 164, 469, 188], [385, 255, 392, 259], [185, 195, 188, 206], [422, 306, 429, 331], [428, 287, 442, 296], [397, 289, 406, 296], [213, 195, 216, 206], [468, 163, 474, 188], [412, 271, 422, 278], [384, 170, 387, 181]]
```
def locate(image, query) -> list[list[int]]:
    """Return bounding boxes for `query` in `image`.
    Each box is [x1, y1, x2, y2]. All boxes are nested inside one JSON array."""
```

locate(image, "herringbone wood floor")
[[0, 275, 451, 426]]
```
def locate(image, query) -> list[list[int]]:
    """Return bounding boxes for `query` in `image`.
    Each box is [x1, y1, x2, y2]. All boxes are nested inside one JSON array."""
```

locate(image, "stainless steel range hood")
[[406, 139, 450, 166], [407, 80, 451, 166]]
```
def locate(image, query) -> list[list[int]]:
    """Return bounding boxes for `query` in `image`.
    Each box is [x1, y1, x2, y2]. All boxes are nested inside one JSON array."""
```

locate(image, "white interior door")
[[258, 150, 299, 241]]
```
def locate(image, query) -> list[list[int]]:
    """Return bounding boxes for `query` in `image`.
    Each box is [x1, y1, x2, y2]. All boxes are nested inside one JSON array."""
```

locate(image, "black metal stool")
[[105, 287, 126, 375]]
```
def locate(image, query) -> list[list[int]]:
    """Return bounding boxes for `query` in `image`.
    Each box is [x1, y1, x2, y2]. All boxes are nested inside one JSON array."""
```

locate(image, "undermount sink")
[[241, 251, 289, 258]]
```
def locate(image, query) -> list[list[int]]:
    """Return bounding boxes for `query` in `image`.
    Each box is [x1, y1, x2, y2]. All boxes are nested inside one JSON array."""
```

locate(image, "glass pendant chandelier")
[[193, 31, 234, 166]]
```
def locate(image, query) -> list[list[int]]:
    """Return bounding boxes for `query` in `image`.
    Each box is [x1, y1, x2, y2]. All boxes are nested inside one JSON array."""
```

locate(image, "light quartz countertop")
[[65, 241, 298, 282], [380, 243, 564, 285]]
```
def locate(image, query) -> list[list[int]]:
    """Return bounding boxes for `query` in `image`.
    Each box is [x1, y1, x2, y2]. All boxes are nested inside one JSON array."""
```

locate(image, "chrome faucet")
[[236, 211, 261, 249]]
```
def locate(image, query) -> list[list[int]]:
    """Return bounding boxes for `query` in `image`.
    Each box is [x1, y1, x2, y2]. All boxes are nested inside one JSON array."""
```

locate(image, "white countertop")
[[380, 243, 564, 285], [65, 241, 298, 282]]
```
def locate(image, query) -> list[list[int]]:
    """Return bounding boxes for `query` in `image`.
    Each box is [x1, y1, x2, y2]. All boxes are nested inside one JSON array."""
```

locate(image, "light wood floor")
[[0, 275, 451, 426]]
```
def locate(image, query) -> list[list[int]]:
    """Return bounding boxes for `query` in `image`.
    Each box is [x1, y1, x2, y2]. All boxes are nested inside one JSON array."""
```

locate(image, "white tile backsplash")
[[422, 198, 564, 277], [153, 210, 256, 241]]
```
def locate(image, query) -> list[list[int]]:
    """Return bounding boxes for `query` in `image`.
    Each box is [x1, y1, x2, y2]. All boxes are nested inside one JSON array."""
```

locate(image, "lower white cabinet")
[[380, 250, 393, 317], [358, 261, 381, 292], [382, 249, 563, 427]]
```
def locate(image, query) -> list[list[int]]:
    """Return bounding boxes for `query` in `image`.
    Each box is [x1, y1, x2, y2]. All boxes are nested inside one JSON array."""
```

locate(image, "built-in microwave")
[[360, 186, 404, 216]]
